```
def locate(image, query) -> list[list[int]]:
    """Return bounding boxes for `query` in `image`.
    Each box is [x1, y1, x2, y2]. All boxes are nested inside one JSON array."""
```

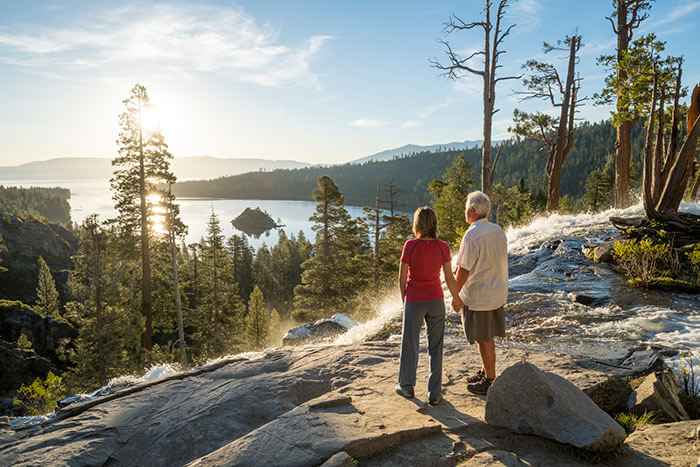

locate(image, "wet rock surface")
[[1, 341, 696, 466], [283, 314, 357, 345]]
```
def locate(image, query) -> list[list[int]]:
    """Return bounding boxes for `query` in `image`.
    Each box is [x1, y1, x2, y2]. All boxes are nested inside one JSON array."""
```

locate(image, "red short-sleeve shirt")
[[400, 238, 451, 302]]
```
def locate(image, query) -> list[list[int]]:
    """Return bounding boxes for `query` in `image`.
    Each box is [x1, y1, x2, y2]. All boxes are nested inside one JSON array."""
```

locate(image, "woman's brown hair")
[[412, 206, 438, 238]]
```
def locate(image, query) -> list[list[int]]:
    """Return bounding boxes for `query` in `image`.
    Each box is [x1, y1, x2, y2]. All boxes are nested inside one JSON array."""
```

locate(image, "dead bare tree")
[[510, 35, 584, 212], [430, 0, 519, 198]]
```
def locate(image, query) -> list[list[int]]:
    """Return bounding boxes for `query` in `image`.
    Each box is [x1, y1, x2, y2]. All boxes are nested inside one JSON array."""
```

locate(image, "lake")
[[0, 179, 371, 250]]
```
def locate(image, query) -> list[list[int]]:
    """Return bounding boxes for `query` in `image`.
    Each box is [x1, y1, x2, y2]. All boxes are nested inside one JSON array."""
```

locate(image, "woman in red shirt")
[[396, 206, 462, 405]]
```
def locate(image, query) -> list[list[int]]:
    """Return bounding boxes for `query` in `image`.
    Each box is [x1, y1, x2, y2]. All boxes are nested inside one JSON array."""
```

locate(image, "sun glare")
[[139, 92, 185, 153]]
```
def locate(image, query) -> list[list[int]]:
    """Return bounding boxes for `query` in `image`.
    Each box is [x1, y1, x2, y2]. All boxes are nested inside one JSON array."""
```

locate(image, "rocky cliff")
[[0, 215, 77, 303], [1, 341, 697, 466]]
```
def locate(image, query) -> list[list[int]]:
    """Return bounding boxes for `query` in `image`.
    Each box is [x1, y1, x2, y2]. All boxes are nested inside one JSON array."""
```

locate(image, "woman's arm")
[[443, 262, 463, 309], [398, 262, 409, 302]]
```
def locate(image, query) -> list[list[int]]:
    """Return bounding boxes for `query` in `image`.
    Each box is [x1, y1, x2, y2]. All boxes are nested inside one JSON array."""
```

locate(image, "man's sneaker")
[[467, 377, 494, 396], [466, 369, 485, 383], [428, 395, 443, 406], [395, 384, 414, 398]]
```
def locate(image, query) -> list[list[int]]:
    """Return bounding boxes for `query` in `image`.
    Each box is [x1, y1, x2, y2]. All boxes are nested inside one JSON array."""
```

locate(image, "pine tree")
[[65, 216, 143, 389], [428, 156, 476, 245], [293, 176, 365, 322], [191, 211, 245, 361], [246, 285, 268, 350], [35, 256, 60, 320], [111, 83, 176, 350], [227, 234, 254, 303]]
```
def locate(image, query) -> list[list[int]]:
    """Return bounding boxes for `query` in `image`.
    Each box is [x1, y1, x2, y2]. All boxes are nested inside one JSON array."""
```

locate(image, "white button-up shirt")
[[456, 218, 508, 310]]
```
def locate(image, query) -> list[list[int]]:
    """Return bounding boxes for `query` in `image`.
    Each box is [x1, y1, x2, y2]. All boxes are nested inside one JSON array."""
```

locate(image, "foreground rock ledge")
[[0, 341, 697, 466]]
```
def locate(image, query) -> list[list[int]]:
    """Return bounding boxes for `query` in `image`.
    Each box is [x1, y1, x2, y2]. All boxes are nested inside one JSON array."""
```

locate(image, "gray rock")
[[620, 349, 665, 377], [627, 370, 689, 422], [485, 361, 627, 451], [283, 314, 357, 345], [461, 450, 525, 466], [592, 242, 615, 263], [320, 451, 354, 467]]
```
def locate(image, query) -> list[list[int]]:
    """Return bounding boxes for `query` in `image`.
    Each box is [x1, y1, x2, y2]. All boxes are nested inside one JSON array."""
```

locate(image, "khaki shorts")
[[461, 306, 505, 344]]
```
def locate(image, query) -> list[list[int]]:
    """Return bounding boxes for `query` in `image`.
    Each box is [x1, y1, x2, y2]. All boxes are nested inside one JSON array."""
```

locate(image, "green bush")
[[13, 371, 66, 415], [611, 239, 671, 286], [688, 244, 700, 282], [16, 334, 33, 352], [614, 411, 656, 434]]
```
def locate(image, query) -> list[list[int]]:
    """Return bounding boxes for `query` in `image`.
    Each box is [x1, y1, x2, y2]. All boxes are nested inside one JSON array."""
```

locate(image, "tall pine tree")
[[191, 211, 245, 361], [293, 176, 365, 321], [111, 83, 176, 350]]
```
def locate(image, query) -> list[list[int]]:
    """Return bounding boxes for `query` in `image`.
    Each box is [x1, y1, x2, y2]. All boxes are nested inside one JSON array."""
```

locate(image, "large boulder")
[[485, 361, 627, 451], [627, 370, 689, 422], [283, 314, 357, 345]]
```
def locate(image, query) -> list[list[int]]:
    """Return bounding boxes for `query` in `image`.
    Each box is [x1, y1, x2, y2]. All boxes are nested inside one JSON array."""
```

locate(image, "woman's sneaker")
[[395, 384, 414, 398], [466, 369, 485, 383], [467, 377, 494, 396], [428, 395, 443, 406]]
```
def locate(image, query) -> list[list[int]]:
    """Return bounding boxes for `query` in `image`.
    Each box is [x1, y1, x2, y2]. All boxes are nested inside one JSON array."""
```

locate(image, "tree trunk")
[[546, 36, 578, 212], [90, 222, 106, 386], [614, 1, 632, 208], [169, 220, 187, 368], [138, 99, 152, 350], [373, 183, 380, 293]]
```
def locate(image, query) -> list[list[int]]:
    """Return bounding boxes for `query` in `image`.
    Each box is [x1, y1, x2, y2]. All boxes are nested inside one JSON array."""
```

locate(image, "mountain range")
[[0, 157, 310, 182], [0, 140, 494, 182], [352, 139, 490, 164]]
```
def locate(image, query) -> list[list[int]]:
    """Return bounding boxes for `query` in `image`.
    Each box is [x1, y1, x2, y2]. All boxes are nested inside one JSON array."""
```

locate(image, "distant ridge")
[[0, 157, 310, 181], [351, 140, 497, 164]]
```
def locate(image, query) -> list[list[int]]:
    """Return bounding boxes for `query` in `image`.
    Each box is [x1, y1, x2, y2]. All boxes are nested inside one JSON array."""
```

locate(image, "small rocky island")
[[230, 207, 280, 237]]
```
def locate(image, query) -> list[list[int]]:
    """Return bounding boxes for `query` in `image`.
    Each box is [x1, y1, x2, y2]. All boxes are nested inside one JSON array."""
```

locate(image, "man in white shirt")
[[452, 191, 508, 395]]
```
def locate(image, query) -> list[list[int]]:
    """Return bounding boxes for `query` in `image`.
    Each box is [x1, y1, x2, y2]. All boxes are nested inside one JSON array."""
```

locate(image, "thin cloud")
[[652, 1, 700, 27], [0, 4, 332, 89], [348, 118, 386, 128], [507, 0, 544, 33], [401, 120, 422, 128]]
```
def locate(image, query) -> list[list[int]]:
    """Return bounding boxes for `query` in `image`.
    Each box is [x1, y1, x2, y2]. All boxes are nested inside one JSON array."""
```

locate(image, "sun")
[[139, 90, 186, 152]]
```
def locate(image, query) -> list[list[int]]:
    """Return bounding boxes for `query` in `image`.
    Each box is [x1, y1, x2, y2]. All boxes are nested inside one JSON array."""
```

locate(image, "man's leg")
[[477, 339, 496, 380]]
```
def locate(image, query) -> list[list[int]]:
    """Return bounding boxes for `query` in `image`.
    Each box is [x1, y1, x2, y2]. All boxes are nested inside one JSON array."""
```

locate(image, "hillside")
[[174, 120, 647, 207]]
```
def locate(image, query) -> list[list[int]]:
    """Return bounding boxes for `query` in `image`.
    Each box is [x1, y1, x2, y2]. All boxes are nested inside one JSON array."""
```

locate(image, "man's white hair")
[[466, 191, 491, 219]]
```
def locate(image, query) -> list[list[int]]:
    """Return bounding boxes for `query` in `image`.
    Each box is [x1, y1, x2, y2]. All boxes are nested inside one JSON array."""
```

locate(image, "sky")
[[1, 0, 700, 166]]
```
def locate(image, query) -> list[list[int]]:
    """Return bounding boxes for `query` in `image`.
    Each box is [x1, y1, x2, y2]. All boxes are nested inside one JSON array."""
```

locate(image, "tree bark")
[[138, 97, 152, 350]]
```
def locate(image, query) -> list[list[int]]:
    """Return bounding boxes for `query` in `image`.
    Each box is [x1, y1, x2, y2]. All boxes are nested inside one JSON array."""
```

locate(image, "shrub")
[[611, 239, 671, 286], [688, 244, 700, 282], [13, 371, 66, 415], [16, 334, 33, 352], [614, 411, 656, 434]]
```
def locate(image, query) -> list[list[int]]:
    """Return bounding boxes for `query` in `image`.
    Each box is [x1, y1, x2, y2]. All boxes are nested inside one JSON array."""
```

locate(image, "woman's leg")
[[398, 301, 426, 389], [424, 299, 446, 400]]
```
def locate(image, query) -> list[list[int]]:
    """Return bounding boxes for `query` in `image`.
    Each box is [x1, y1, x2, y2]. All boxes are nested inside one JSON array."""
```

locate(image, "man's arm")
[[451, 266, 470, 311]]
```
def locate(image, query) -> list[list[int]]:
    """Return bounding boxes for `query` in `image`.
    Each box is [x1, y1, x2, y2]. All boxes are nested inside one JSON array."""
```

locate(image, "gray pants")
[[398, 299, 445, 399]]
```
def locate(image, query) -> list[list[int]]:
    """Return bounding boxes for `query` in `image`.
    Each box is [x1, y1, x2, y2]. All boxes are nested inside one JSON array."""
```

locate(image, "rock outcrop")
[[627, 370, 690, 422], [0, 301, 76, 411], [4, 342, 694, 466], [484, 361, 627, 451], [283, 314, 357, 345], [0, 215, 77, 303]]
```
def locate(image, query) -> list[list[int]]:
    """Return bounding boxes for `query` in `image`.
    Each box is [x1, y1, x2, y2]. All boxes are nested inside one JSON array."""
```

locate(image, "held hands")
[[451, 296, 463, 312]]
